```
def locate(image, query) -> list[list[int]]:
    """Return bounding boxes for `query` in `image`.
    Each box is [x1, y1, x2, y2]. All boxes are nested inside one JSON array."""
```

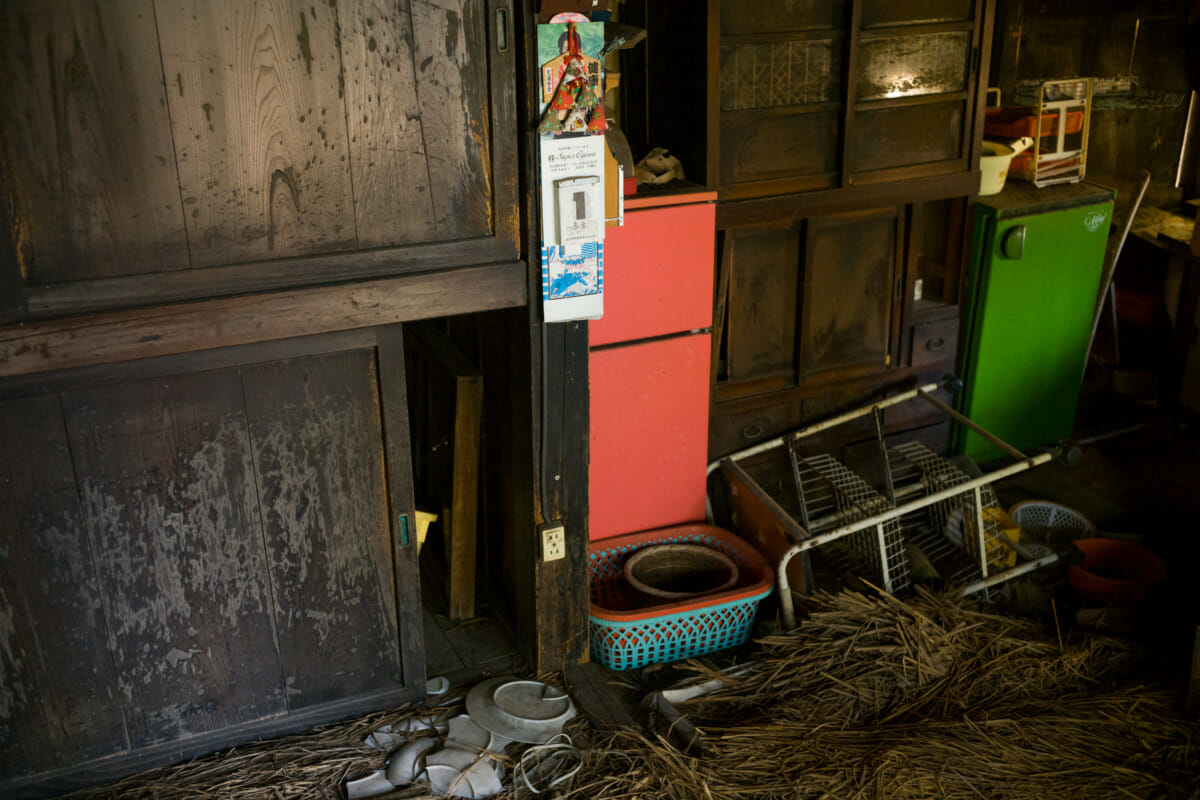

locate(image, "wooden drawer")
[[909, 317, 959, 368]]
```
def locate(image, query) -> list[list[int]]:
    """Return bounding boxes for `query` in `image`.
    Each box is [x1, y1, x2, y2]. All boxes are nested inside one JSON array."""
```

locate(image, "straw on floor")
[[555, 589, 1200, 800]]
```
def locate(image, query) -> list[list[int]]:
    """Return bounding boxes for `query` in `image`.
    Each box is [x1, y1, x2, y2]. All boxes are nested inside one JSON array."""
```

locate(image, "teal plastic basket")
[[588, 524, 774, 670]]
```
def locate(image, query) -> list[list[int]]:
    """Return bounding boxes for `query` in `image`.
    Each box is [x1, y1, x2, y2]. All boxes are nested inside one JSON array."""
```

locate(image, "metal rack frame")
[[710, 384, 1059, 628]]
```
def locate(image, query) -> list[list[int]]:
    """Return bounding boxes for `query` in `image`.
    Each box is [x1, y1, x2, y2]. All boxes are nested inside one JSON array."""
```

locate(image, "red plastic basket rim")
[[588, 523, 774, 622]]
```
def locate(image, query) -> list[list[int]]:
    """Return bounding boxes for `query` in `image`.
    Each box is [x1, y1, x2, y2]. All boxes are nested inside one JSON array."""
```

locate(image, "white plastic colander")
[[1009, 500, 1098, 544]]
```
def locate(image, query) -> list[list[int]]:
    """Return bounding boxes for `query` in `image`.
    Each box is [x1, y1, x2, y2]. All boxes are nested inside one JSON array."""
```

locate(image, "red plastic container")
[[1068, 538, 1166, 606], [985, 106, 1085, 139]]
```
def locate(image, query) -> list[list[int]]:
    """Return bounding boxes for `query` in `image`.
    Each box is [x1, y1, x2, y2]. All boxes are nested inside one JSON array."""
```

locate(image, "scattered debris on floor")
[[64, 592, 1200, 800], [64, 677, 580, 800], [350, 676, 578, 799], [568, 589, 1200, 800]]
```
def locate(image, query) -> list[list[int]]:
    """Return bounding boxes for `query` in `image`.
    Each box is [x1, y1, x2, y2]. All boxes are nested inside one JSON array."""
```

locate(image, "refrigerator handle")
[[1002, 225, 1026, 259]]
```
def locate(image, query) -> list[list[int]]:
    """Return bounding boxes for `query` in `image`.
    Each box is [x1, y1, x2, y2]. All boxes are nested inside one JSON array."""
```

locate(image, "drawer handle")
[[925, 336, 945, 351], [741, 423, 763, 440]]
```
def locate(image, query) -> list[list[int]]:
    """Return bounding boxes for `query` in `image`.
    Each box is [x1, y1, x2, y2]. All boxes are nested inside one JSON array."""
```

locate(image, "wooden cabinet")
[[710, 194, 970, 458], [624, 0, 992, 459], [634, 0, 992, 201], [0, 328, 423, 796], [0, 0, 518, 320]]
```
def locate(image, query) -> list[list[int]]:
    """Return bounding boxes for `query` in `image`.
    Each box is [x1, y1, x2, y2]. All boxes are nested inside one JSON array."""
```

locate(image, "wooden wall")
[[0, 331, 425, 794], [990, 0, 1194, 209], [0, 0, 517, 318]]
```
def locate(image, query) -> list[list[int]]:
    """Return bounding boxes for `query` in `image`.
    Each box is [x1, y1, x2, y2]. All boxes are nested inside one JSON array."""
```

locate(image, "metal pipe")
[[973, 486, 988, 580], [705, 383, 940, 521], [917, 389, 1032, 463], [960, 553, 1060, 596], [875, 523, 892, 594], [775, 451, 1052, 628], [1084, 171, 1152, 381], [789, 453, 1052, 554]]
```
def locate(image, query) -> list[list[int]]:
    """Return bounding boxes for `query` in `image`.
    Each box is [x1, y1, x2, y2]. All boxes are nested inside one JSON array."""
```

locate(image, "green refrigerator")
[[957, 182, 1114, 461]]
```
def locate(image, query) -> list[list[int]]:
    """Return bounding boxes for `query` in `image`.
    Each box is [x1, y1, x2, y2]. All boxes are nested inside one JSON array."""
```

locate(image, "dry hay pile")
[[559, 589, 1200, 800]]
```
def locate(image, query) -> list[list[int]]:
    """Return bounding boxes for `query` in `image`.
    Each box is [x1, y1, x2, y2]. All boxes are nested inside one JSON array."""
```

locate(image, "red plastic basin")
[[1068, 538, 1166, 607]]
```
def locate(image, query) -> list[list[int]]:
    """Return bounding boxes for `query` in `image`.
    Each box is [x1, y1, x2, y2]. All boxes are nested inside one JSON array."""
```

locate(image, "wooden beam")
[[408, 322, 484, 622], [0, 262, 526, 378]]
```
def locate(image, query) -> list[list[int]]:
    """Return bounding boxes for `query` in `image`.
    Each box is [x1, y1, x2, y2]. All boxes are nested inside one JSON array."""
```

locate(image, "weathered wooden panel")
[[720, 0, 844, 35], [0, 261, 527, 379], [726, 227, 801, 383], [242, 350, 403, 709], [340, 0, 437, 246], [852, 101, 965, 172], [860, 0, 972, 28], [156, 0, 356, 266], [0, 0, 188, 284], [0, 395, 127, 778], [409, 0, 492, 240], [62, 372, 285, 748], [721, 111, 838, 185], [800, 210, 897, 376]]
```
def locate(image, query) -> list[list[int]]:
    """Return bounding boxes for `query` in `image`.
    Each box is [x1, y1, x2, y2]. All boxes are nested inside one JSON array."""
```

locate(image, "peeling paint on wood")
[[0, 394, 127, 777], [243, 348, 403, 709], [63, 370, 285, 748]]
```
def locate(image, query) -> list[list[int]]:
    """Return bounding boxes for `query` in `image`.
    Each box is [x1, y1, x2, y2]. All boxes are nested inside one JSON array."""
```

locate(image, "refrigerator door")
[[958, 199, 1112, 461]]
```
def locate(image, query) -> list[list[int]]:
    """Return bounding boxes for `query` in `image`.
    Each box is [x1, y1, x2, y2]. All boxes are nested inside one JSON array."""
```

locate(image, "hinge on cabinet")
[[970, 45, 981, 75]]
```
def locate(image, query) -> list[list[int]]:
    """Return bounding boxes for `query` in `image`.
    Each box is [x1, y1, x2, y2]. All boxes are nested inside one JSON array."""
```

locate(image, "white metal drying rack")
[[709, 383, 1059, 629]]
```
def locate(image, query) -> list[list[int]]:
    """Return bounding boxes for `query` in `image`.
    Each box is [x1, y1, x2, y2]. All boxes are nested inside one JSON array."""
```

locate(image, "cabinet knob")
[[926, 336, 945, 351], [1002, 225, 1026, 259], [741, 423, 763, 441]]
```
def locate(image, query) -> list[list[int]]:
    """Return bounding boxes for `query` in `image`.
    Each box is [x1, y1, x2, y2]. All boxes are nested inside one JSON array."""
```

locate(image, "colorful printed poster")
[[542, 242, 603, 322]]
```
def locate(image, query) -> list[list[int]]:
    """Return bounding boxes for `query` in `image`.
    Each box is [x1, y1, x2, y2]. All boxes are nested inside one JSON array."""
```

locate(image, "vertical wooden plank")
[[62, 371, 285, 748], [0, 0, 188, 284], [448, 371, 482, 620], [409, 0, 492, 240], [838, 0, 862, 187], [242, 349, 406, 708], [156, 0, 356, 266], [376, 325, 426, 694], [0, 395, 128, 779], [339, 0, 437, 246]]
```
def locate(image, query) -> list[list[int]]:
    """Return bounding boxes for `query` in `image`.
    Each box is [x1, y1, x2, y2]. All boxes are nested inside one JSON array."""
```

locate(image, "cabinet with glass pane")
[[635, 0, 992, 201]]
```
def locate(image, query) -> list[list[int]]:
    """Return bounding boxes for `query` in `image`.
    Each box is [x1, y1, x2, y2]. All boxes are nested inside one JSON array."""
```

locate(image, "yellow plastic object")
[[983, 507, 1021, 567], [415, 511, 437, 554]]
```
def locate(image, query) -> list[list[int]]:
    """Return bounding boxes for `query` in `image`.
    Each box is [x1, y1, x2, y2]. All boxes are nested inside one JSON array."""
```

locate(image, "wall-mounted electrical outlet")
[[540, 523, 566, 562]]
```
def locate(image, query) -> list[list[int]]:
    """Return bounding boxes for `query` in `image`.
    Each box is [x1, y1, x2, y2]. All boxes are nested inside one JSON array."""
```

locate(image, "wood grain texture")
[[0, 395, 128, 780], [242, 350, 402, 708], [0, 0, 188, 283], [408, 321, 481, 622], [156, 0, 356, 266], [0, 261, 526, 378], [339, 0, 437, 246], [726, 226, 801, 384], [63, 371, 285, 748], [409, 0, 492, 240], [375, 325, 425, 694], [800, 208, 898, 376]]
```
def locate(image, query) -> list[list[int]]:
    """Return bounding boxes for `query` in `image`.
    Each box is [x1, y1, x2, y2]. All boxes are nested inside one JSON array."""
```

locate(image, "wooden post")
[[408, 321, 483, 622]]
